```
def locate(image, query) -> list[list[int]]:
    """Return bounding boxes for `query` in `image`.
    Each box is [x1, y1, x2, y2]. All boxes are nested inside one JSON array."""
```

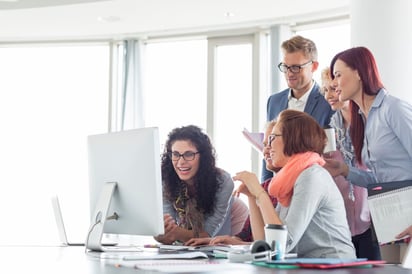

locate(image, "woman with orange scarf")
[[234, 109, 355, 258]]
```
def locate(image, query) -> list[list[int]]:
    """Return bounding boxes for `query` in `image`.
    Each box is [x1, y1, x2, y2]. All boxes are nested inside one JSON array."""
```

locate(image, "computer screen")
[[86, 127, 164, 251]]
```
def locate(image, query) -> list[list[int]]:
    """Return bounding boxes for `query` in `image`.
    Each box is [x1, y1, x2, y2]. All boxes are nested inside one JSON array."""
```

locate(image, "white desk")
[[1, 245, 411, 274]]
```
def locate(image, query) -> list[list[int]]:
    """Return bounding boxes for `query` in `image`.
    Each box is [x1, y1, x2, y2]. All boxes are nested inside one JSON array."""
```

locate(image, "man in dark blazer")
[[262, 35, 334, 182]]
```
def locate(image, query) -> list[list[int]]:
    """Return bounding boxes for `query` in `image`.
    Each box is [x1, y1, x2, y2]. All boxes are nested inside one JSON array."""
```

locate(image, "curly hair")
[[161, 125, 221, 215]]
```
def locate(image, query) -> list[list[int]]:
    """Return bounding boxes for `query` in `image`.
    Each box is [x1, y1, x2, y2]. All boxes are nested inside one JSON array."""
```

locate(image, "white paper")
[[123, 251, 208, 260], [133, 260, 254, 272], [242, 128, 264, 152]]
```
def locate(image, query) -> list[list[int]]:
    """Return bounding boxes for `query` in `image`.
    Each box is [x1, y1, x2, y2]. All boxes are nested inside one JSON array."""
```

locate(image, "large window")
[[144, 39, 207, 148], [0, 44, 110, 245], [143, 36, 262, 177], [209, 40, 254, 175], [296, 23, 351, 83]]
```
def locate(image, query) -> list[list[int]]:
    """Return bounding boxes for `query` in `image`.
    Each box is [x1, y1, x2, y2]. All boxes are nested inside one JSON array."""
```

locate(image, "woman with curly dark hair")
[[154, 125, 235, 245]]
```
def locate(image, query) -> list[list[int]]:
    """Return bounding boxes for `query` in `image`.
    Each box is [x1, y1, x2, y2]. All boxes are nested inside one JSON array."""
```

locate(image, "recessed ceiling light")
[[97, 16, 121, 23]]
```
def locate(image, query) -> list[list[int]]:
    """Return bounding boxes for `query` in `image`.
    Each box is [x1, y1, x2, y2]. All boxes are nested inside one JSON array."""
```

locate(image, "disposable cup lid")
[[265, 224, 287, 230]]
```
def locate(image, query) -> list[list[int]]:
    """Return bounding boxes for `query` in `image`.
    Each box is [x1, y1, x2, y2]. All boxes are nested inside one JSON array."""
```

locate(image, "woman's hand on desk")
[[154, 214, 179, 244], [155, 218, 211, 245], [154, 227, 181, 245], [185, 235, 249, 246], [210, 235, 248, 245], [185, 237, 212, 246]]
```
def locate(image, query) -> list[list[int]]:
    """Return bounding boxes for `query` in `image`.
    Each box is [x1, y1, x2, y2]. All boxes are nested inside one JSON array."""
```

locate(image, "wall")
[[351, 0, 412, 104]]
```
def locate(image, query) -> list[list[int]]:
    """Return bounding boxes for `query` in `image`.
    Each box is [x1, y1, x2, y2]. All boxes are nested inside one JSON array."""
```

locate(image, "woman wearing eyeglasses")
[[154, 125, 244, 245], [234, 109, 356, 258]]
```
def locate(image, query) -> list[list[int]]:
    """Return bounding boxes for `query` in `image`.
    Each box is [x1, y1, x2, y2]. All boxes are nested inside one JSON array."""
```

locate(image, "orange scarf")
[[268, 152, 325, 207]]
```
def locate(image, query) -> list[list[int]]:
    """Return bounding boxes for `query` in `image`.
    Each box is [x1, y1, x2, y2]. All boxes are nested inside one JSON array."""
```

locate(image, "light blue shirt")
[[347, 89, 412, 186]]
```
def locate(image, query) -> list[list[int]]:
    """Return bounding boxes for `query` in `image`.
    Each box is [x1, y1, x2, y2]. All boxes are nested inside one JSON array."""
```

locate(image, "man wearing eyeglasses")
[[262, 35, 334, 182]]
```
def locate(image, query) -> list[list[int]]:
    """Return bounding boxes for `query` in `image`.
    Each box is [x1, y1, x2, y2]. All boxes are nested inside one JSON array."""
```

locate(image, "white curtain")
[[120, 39, 145, 130]]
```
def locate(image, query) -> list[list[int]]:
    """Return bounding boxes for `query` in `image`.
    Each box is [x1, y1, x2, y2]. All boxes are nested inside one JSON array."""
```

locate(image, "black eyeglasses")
[[268, 134, 282, 146], [168, 151, 200, 161], [278, 60, 313, 73]]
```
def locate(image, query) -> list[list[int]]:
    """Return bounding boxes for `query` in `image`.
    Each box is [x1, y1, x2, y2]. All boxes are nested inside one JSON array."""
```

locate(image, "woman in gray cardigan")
[[234, 110, 355, 258]]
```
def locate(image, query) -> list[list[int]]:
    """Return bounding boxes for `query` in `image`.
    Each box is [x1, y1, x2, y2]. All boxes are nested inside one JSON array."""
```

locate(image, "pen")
[[144, 244, 160, 248]]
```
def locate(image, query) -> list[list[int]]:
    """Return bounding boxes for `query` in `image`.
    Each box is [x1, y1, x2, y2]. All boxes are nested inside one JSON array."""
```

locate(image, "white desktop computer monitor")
[[86, 127, 164, 251]]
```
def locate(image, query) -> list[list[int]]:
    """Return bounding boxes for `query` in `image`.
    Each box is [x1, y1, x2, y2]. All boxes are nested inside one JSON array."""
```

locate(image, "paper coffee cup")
[[324, 127, 337, 153], [264, 224, 287, 260]]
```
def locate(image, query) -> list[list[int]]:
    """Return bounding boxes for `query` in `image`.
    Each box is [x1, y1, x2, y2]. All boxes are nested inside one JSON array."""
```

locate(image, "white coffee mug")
[[324, 127, 337, 153], [264, 224, 287, 260]]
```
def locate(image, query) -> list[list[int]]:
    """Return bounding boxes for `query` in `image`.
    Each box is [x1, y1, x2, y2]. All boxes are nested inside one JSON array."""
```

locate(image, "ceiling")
[[0, 0, 349, 42]]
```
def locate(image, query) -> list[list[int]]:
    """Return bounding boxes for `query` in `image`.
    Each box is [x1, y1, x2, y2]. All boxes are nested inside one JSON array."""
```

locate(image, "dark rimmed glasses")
[[268, 134, 282, 146], [168, 151, 200, 161], [278, 60, 313, 73]]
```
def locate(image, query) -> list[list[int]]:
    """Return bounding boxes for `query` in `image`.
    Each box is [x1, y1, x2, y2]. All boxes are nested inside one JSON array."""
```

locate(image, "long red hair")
[[330, 47, 384, 163]]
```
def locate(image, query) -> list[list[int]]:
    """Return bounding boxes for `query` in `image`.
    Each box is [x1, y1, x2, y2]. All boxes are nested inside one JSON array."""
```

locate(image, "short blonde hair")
[[281, 35, 318, 61], [320, 67, 333, 95], [321, 67, 332, 85]]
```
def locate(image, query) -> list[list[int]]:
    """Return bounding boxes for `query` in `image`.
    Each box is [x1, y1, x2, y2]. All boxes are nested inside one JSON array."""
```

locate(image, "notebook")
[[367, 182, 412, 244], [262, 258, 386, 269], [51, 196, 84, 246], [367, 180, 412, 196]]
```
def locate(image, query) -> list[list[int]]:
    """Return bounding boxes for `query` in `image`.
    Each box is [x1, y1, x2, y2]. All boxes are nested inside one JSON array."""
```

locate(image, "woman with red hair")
[[323, 46, 412, 242]]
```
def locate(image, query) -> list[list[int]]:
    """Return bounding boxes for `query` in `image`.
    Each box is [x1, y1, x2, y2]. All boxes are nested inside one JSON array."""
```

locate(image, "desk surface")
[[0, 246, 411, 274]]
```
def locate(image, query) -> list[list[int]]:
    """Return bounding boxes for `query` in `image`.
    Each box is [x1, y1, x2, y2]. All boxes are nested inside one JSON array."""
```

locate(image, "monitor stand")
[[86, 182, 117, 252]]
